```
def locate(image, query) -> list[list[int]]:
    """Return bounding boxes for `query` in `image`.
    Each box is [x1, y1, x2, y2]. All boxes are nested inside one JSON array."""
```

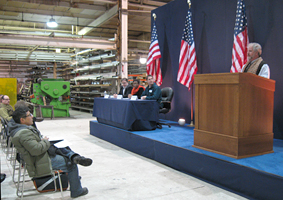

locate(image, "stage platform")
[[90, 120, 283, 200]]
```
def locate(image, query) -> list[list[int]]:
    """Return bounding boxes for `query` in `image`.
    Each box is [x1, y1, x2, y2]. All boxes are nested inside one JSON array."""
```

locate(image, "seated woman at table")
[[128, 79, 145, 99]]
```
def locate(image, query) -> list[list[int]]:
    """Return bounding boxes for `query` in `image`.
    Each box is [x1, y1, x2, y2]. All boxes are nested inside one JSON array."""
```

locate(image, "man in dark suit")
[[114, 78, 133, 98]]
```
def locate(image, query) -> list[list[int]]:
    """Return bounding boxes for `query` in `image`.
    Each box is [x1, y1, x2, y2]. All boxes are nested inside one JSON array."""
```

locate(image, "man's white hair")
[[248, 42, 262, 56]]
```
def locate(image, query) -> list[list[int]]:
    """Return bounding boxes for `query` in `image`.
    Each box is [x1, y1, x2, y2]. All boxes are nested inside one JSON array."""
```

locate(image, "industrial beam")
[[2, 1, 107, 17], [12, 0, 117, 5], [0, 8, 96, 21], [141, 0, 168, 7], [26, 45, 40, 60], [78, 5, 118, 35], [0, 12, 94, 26], [0, 26, 71, 34]]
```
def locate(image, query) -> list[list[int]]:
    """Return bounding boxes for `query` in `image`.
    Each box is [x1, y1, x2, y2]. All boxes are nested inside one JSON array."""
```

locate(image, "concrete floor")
[[1, 110, 248, 200]]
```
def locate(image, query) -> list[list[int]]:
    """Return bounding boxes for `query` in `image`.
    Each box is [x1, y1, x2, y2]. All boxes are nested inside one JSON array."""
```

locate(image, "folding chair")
[[15, 152, 65, 199], [0, 116, 9, 150], [6, 136, 16, 162]]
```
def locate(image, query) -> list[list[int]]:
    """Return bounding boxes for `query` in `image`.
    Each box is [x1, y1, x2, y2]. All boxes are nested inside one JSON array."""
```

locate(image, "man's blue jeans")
[[50, 148, 84, 197]]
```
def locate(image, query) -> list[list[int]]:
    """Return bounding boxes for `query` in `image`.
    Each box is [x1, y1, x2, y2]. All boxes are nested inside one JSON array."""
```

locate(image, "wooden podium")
[[193, 73, 275, 158]]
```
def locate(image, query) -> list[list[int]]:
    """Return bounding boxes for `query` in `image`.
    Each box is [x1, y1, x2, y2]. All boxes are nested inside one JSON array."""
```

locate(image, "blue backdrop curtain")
[[154, 0, 283, 139]]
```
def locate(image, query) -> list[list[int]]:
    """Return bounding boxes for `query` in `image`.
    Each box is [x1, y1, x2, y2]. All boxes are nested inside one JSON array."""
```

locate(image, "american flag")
[[177, 9, 197, 90], [147, 21, 162, 86], [230, 0, 248, 73]]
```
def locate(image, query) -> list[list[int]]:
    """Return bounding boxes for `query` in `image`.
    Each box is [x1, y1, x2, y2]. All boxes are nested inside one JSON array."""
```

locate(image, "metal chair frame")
[[15, 152, 64, 199], [6, 136, 16, 162], [0, 116, 9, 150]]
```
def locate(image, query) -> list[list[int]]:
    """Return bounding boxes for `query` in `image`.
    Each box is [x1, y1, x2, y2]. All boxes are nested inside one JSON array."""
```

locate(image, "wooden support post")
[[53, 62, 57, 79], [120, 0, 128, 78]]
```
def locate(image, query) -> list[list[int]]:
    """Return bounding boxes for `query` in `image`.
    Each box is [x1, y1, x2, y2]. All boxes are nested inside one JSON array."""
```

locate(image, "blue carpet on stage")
[[135, 120, 283, 177], [90, 119, 283, 200]]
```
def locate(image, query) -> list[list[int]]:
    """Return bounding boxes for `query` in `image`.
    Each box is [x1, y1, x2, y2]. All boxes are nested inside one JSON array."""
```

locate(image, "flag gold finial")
[[153, 13, 156, 21], [187, 0, 191, 9]]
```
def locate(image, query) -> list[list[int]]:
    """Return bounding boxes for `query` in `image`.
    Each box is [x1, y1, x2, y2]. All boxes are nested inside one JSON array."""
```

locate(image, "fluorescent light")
[[47, 17, 58, 28], [55, 49, 61, 53], [139, 57, 147, 64]]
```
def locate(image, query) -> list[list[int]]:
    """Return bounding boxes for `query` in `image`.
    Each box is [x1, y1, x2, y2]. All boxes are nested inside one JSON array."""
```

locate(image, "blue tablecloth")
[[93, 98, 159, 131]]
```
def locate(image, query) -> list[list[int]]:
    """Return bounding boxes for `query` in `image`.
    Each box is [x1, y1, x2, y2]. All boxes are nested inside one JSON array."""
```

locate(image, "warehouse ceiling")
[[0, 0, 173, 76]]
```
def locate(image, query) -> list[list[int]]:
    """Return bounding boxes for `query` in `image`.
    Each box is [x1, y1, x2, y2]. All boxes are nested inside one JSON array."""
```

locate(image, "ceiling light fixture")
[[139, 57, 147, 64], [47, 16, 58, 28]]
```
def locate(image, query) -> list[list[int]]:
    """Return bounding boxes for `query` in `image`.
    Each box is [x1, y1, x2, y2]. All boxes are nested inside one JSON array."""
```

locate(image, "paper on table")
[[54, 140, 72, 148]]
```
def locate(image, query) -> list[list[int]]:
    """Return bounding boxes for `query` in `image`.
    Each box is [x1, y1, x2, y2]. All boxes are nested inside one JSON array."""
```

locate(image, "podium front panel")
[[197, 84, 239, 137], [194, 73, 275, 158]]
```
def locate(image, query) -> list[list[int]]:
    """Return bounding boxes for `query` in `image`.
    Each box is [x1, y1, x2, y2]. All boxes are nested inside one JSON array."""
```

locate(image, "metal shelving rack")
[[70, 50, 119, 113]]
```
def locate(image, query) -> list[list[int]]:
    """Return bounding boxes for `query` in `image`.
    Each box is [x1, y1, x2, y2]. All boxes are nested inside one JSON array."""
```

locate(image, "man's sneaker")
[[71, 187, 88, 198], [73, 155, 92, 166]]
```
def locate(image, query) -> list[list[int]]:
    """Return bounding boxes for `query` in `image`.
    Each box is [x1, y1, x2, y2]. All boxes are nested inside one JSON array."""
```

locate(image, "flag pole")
[[187, 82, 194, 127], [187, 0, 194, 127]]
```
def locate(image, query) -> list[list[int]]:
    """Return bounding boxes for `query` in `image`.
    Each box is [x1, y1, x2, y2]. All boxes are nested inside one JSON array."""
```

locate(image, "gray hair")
[[14, 100, 29, 110], [248, 43, 262, 56]]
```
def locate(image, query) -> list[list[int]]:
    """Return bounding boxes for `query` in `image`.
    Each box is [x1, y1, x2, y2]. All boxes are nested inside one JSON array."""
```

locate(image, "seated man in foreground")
[[141, 75, 163, 108], [9, 107, 92, 198]]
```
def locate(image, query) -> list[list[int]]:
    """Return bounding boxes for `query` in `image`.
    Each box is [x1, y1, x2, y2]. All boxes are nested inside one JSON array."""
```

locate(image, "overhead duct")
[[0, 49, 76, 62], [0, 34, 116, 51]]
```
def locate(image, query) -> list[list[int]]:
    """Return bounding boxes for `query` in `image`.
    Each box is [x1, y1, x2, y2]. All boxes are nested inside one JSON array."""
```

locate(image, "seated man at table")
[[128, 79, 145, 99], [114, 78, 133, 98], [141, 75, 163, 108]]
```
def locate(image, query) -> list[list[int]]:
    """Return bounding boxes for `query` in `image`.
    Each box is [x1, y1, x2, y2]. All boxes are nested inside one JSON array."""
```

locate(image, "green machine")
[[31, 79, 71, 118]]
